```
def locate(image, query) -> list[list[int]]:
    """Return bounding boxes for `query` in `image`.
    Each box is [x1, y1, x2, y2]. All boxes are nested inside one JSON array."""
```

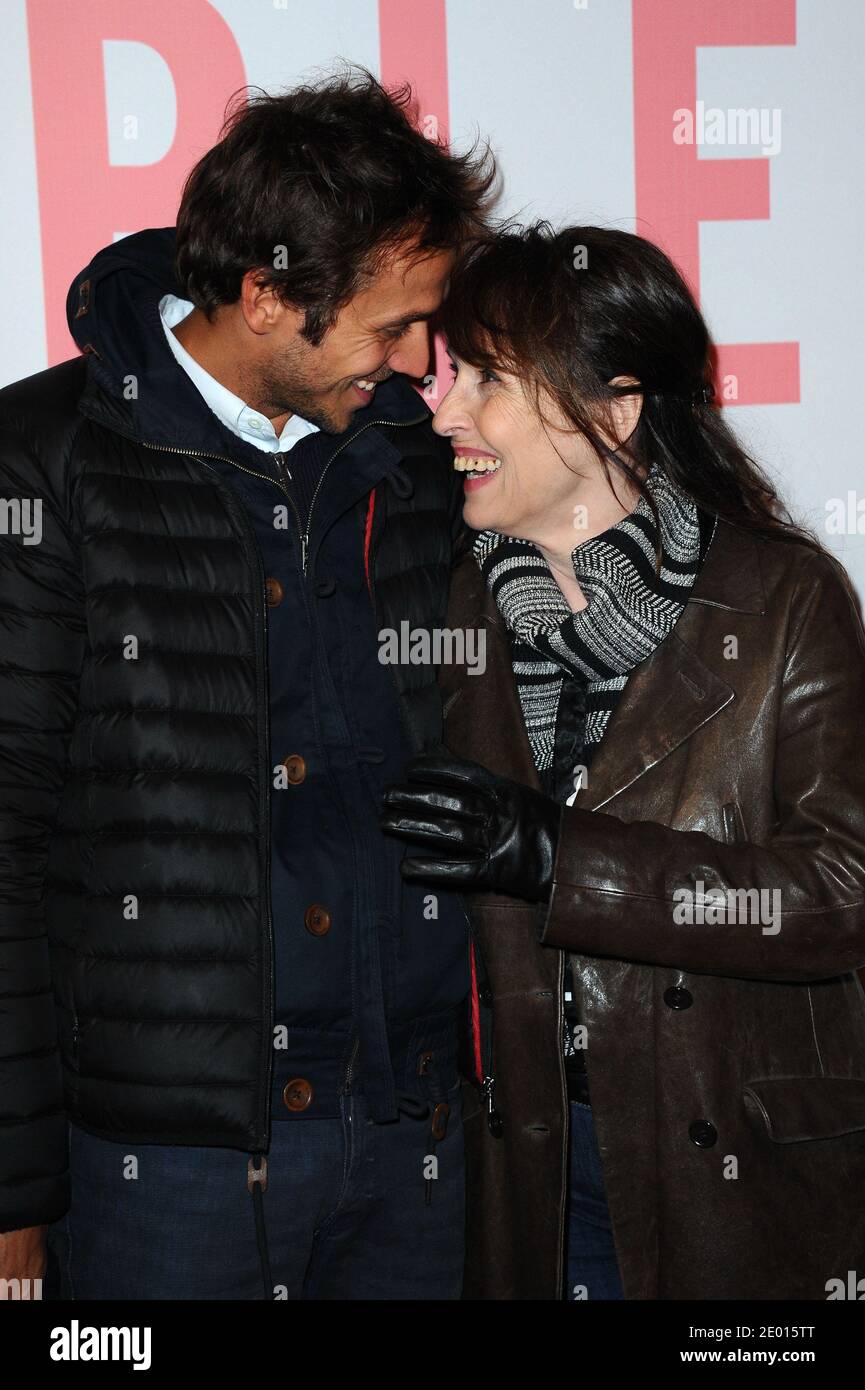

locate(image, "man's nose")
[[387, 321, 432, 380]]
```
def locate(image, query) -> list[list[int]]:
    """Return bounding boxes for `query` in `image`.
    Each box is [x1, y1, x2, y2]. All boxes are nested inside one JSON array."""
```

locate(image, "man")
[[0, 67, 494, 1299]]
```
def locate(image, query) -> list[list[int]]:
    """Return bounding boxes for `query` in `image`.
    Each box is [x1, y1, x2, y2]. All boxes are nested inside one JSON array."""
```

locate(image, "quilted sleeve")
[[0, 405, 85, 1231]]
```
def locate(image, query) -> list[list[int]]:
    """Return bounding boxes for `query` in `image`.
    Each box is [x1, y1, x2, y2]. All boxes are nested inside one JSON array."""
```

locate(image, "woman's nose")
[[432, 383, 468, 437]]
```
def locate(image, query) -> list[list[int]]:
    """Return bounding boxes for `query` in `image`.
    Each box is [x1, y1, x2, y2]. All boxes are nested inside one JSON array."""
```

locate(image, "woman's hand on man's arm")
[[380, 753, 563, 903]]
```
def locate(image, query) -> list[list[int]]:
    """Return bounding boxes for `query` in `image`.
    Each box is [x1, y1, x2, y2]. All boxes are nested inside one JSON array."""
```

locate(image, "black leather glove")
[[380, 753, 563, 902]]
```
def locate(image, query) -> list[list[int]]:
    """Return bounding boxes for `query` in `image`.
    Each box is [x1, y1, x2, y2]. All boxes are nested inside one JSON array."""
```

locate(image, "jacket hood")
[[66, 228, 431, 453]]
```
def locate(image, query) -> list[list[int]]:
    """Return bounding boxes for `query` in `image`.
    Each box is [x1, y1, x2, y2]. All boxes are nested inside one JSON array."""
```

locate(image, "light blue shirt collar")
[[158, 293, 319, 454]]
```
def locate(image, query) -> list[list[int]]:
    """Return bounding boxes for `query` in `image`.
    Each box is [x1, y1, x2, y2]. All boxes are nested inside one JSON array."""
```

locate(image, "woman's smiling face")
[[433, 350, 603, 539]]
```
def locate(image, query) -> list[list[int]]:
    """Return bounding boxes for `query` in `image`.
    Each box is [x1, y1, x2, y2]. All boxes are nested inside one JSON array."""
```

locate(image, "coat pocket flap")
[[743, 1076, 865, 1142]]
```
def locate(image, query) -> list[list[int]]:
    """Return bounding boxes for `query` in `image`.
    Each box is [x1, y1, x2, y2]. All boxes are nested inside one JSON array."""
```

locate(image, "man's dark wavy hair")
[[175, 64, 497, 346]]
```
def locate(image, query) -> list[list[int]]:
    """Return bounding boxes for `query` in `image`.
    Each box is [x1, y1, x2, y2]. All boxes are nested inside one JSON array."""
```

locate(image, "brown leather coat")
[[440, 516, 865, 1300]]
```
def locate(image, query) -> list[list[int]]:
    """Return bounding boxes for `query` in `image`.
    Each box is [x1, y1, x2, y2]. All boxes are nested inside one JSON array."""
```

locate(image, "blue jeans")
[[565, 1100, 624, 1300], [49, 1081, 464, 1300]]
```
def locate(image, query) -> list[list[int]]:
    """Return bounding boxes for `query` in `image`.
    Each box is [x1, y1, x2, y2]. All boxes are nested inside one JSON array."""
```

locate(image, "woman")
[[380, 224, 865, 1300]]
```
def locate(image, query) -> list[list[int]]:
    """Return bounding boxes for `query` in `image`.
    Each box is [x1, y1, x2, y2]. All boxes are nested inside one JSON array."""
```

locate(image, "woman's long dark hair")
[[441, 223, 830, 567]]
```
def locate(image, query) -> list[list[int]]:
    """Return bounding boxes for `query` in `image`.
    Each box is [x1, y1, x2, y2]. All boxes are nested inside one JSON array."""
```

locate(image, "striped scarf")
[[472, 461, 716, 776]]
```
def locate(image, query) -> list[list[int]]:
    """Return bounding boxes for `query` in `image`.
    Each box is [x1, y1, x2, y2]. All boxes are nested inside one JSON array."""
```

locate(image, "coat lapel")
[[443, 517, 766, 811]]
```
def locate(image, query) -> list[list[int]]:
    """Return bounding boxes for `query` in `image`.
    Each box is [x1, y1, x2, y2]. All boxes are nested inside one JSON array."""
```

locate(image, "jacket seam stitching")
[[806, 985, 826, 1075]]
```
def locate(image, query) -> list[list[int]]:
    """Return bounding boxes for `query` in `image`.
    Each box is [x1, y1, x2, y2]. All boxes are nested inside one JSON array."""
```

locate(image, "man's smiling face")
[[257, 239, 455, 434]]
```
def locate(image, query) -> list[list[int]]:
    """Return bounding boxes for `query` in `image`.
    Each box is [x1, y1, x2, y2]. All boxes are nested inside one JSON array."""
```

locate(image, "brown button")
[[283, 1077, 314, 1112], [265, 577, 284, 607], [304, 904, 331, 937], [431, 1101, 450, 1142], [283, 754, 307, 785]]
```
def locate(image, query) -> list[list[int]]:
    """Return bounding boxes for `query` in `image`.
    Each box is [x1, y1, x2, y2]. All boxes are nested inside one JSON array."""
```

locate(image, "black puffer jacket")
[[0, 230, 466, 1232]]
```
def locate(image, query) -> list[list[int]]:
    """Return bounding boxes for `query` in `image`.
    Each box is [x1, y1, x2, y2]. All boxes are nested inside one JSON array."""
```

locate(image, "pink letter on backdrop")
[[632, 0, 799, 406], [379, 0, 452, 406], [26, 0, 246, 364]]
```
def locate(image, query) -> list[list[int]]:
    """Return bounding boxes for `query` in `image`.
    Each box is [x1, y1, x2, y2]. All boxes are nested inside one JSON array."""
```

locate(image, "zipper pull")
[[301, 531, 309, 576], [482, 1074, 503, 1138]]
